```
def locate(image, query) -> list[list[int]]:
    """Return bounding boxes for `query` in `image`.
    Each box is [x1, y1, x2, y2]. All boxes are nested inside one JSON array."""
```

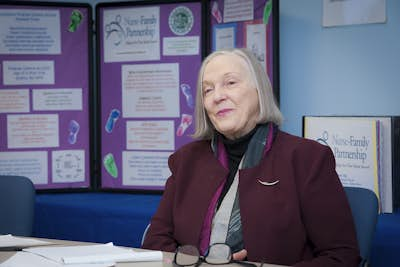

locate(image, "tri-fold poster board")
[[0, 0, 279, 191], [303, 116, 400, 213]]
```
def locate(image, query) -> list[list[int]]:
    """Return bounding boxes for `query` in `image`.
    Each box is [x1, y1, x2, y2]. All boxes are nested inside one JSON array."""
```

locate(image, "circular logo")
[[168, 6, 194, 36], [54, 152, 84, 181]]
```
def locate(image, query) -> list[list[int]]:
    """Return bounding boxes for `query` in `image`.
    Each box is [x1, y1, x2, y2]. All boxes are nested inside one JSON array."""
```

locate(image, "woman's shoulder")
[[275, 130, 332, 155], [173, 139, 212, 156], [273, 130, 336, 176], [169, 139, 221, 172]]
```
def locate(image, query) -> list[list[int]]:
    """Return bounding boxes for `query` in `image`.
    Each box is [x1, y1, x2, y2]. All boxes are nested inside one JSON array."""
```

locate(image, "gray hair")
[[193, 48, 283, 140]]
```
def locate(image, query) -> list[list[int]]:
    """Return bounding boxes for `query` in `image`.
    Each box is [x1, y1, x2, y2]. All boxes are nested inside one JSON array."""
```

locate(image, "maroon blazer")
[[142, 130, 360, 267]]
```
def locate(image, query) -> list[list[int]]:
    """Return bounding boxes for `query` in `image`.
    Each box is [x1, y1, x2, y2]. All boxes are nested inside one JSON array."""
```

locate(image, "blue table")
[[33, 193, 400, 266]]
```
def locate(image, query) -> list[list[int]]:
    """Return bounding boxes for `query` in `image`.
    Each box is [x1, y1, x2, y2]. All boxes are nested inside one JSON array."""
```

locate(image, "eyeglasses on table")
[[173, 243, 264, 267]]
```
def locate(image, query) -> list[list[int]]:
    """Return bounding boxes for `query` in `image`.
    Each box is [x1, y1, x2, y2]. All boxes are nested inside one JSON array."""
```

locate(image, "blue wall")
[[279, 0, 400, 136]]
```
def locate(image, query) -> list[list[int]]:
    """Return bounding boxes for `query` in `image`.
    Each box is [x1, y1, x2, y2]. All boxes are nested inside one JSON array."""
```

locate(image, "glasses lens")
[[205, 243, 231, 264], [175, 245, 200, 266]]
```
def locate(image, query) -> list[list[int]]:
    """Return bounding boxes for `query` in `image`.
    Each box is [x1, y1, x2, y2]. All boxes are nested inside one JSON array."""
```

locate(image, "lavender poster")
[[97, 1, 205, 190], [0, 2, 92, 189], [209, 0, 279, 97]]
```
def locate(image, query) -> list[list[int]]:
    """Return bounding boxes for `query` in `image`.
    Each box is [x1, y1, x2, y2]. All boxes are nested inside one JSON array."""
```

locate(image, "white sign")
[[304, 117, 380, 198], [223, 0, 254, 23], [122, 63, 180, 118], [0, 151, 48, 184], [323, 0, 386, 27], [163, 36, 199, 56], [122, 151, 172, 187], [103, 6, 160, 62], [33, 88, 83, 111], [246, 22, 267, 71], [0, 89, 29, 113], [126, 120, 174, 150], [52, 150, 85, 183], [7, 114, 59, 148], [3, 60, 55, 85], [0, 9, 61, 54], [213, 24, 236, 51], [306, 116, 395, 213]]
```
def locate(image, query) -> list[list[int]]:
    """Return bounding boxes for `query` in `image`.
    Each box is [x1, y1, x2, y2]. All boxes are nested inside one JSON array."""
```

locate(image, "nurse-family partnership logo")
[[105, 13, 158, 46]]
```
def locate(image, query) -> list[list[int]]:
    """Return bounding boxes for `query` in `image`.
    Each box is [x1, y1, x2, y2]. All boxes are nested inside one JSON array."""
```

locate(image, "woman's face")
[[202, 53, 260, 140]]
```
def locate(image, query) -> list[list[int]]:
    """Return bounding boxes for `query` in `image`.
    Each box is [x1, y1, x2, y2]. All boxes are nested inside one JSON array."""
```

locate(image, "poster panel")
[[97, 0, 205, 190], [0, 2, 93, 190], [209, 0, 279, 102]]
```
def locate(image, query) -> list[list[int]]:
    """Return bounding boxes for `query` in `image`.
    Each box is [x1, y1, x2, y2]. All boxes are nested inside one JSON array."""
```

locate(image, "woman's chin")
[[216, 127, 237, 139]]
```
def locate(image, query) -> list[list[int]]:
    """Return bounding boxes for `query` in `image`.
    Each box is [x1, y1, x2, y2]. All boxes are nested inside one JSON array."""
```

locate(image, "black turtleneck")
[[216, 126, 259, 209]]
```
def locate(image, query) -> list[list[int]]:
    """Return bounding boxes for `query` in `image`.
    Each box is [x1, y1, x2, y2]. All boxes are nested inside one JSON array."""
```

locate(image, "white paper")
[[122, 151, 172, 186], [0, 252, 113, 267], [7, 114, 59, 149], [23, 242, 162, 265], [103, 7, 160, 62], [52, 150, 85, 183], [0, 89, 30, 113], [0, 151, 48, 184], [223, 0, 254, 23], [245, 22, 267, 71], [213, 24, 236, 51], [122, 63, 180, 118], [163, 36, 199, 56], [3, 60, 55, 85], [323, 0, 386, 27], [32, 88, 83, 111], [0, 9, 61, 55], [126, 120, 174, 150], [62, 251, 162, 264], [0, 234, 52, 248]]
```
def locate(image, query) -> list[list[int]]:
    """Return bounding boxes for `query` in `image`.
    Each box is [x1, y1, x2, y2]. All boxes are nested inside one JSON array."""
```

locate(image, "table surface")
[[33, 192, 400, 267], [0, 237, 287, 267]]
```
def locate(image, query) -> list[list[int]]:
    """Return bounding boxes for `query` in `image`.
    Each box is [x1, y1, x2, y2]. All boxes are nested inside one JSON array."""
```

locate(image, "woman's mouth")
[[217, 108, 233, 117]]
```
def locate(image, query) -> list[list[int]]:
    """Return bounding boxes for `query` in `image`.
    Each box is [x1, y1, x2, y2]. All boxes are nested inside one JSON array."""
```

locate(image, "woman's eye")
[[226, 80, 237, 87], [203, 87, 213, 95]]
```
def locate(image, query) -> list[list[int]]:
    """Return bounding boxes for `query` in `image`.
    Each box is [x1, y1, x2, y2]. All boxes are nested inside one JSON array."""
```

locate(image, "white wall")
[[279, 0, 400, 136]]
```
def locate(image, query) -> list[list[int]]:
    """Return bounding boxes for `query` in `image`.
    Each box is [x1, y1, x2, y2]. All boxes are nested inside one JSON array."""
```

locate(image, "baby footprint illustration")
[[180, 84, 194, 109], [105, 108, 121, 133], [68, 10, 83, 32], [211, 1, 222, 23], [176, 114, 193, 136], [68, 120, 80, 144], [103, 153, 118, 178]]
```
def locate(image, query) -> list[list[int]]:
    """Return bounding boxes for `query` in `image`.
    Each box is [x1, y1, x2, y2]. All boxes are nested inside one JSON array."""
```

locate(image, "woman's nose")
[[213, 86, 226, 102]]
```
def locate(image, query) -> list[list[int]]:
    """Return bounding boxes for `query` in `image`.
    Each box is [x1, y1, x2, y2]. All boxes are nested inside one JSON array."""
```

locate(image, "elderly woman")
[[142, 48, 360, 266]]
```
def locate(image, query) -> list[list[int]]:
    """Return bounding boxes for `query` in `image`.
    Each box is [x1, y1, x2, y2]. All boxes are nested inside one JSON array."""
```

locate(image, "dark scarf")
[[217, 126, 258, 209], [199, 122, 276, 255]]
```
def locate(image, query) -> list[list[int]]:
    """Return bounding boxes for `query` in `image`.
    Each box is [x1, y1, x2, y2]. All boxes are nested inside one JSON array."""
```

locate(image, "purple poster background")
[[0, 3, 92, 189], [98, 1, 204, 190], [210, 0, 278, 97]]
